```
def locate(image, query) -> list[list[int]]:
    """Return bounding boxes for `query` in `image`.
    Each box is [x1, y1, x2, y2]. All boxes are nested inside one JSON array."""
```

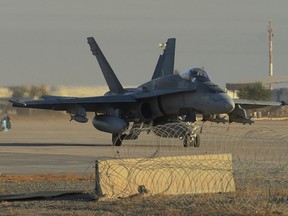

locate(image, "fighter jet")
[[9, 37, 285, 147]]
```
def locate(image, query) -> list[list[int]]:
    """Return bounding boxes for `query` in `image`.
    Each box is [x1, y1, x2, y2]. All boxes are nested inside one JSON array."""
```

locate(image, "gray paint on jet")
[[10, 37, 286, 146]]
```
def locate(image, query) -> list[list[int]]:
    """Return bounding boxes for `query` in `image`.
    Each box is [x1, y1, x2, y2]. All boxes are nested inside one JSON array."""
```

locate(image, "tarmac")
[[0, 115, 287, 175]]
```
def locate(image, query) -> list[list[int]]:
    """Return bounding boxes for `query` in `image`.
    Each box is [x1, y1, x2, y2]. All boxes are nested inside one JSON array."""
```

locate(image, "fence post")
[[94, 160, 103, 197]]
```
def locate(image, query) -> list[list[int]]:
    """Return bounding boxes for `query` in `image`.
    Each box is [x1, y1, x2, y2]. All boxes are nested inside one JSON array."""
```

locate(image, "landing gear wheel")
[[183, 134, 190, 147], [193, 134, 200, 148], [183, 134, 200, 148], [112, 134, 126, 146]]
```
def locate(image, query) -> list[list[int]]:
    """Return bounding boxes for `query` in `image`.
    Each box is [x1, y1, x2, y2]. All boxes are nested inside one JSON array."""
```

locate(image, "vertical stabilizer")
[[87, 37, 124, 94], [162, 38, 176, 76], [151, 38, 176, 80], [151, 54, 164, 80]]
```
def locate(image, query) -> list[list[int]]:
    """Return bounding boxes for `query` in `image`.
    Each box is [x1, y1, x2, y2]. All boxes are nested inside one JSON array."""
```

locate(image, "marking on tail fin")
[[87, 37, 124, 94]]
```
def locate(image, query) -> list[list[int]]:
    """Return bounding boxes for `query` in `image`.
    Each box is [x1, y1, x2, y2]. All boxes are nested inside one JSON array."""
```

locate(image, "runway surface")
[[0, 115, 287, 175]]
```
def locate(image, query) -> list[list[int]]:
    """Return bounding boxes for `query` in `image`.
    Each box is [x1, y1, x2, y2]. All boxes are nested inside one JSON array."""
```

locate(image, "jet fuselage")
[[104, 73, 235, 123], [141, 74, 234, 115]]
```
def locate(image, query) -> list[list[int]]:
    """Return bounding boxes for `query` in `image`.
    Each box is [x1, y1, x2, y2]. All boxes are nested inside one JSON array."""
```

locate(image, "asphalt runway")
[[0, 115, 288, 175]]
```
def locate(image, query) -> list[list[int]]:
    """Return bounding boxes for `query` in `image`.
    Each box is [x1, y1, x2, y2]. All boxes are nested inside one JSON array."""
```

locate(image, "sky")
[[0, 0, 288, 89]]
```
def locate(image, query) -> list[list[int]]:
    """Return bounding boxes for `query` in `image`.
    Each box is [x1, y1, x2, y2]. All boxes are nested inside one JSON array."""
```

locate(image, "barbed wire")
[[89, 121, 288, 215]]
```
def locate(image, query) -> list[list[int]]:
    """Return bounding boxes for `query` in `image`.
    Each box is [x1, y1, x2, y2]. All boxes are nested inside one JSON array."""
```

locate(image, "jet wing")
[[10, 88, 194, 111], [10, 95, 137, 112], [234, 98, 285, 109]]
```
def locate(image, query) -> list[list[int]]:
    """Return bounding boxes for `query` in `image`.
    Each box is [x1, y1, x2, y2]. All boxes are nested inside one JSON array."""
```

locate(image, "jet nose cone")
[[224, 98, 235, 113]]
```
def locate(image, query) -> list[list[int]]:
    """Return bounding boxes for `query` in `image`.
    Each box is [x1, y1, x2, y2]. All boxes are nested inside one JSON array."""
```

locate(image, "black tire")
[[193, 134, 200, 148], [112, 134, 123, 146], [183, 134, 189, 147]]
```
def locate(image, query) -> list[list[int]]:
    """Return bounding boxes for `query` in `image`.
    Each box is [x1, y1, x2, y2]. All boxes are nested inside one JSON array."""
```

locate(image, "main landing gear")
[[183, 133, 200, 148], [112, 121, 201, 148], [112, 123, 142, 146], [112, 133, 125, 146]]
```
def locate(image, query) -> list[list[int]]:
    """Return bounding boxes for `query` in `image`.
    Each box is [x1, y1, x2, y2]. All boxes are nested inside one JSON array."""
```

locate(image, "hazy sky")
[[0, 0, 287, 89]]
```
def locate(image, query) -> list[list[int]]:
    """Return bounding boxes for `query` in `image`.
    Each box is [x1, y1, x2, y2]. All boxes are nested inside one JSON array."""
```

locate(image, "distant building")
[[226, 82, 288, 102]]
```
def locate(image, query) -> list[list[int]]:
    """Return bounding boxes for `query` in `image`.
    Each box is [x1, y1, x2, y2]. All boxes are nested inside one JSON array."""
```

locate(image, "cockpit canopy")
[[180, 68, 211, 82]]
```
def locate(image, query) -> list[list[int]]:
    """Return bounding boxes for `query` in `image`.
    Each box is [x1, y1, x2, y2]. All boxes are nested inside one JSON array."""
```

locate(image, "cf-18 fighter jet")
[[10, 37, 286, 147]]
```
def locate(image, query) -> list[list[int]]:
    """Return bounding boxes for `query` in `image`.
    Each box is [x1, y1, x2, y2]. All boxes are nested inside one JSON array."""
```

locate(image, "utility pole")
[[268, 18, 273, 90]]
